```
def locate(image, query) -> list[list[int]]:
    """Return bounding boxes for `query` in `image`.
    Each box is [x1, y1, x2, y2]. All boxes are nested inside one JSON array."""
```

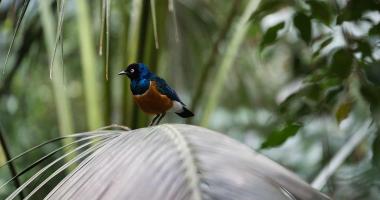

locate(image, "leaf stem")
[[311, 120, 374, 190]]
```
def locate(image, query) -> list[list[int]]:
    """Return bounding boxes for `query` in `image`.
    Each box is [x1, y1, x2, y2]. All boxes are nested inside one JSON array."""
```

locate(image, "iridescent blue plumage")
[[130, 79, 150, 95], [151, 76, 184, 105], [130, 63, 184, 105]]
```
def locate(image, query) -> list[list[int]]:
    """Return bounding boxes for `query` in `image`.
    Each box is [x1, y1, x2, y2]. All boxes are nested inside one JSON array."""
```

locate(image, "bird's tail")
[[176, 107, 194, 118]]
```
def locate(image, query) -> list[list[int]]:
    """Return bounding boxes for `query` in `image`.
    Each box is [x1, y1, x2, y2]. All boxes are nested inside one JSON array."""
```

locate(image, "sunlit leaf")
[[329, 48, 353, 79], [261, 123, 302, 149], [307, 0, 332, 25], [260, 21, 285, 50], [335, 99, 353, 124], [293, 12, 311, 44]]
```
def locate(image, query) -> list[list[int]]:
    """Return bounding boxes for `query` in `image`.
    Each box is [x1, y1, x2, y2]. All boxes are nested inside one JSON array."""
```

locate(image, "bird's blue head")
[[118, 63, 151, 80]]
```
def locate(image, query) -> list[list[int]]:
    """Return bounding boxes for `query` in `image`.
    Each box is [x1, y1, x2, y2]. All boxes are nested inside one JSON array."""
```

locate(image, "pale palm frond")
[[6, 124, 330, 200], [0, 131, 119, 199]]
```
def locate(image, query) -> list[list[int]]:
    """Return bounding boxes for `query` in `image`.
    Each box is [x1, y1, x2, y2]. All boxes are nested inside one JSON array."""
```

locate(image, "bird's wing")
[[150, 76, 185, 105]]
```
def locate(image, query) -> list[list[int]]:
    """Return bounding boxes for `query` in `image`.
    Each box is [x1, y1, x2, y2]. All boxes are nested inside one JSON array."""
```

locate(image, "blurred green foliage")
[[0, 0, 379, 199], [261, 122, 301, 149]]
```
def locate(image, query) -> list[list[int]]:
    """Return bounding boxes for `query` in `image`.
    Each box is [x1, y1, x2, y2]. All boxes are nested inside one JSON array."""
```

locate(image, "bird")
[[118, 63, 194, 126]]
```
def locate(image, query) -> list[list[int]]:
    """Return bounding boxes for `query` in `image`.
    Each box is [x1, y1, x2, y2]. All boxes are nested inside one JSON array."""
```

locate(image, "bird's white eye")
[[130, 69, 135, 73]]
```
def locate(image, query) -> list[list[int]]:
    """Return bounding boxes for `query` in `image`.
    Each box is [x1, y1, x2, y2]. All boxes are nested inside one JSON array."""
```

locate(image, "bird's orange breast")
[[133, 81, 173, 114]]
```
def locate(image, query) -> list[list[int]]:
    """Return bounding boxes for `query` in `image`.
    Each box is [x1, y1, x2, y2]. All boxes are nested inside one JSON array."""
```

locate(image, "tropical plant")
[[0, 0, 379, 199]]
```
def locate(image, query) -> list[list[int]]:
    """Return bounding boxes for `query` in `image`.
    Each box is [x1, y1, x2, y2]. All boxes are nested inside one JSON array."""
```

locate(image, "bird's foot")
[[148, 112, 166, 126]]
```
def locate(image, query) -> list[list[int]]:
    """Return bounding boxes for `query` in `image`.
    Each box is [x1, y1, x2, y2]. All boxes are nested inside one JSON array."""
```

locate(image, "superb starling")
[[118, 63, 194, 126]]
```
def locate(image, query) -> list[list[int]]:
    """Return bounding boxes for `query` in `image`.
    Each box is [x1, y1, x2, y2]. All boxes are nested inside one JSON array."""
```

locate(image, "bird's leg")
[[155, 112, 166, 125], [149, 114, 161, 126]]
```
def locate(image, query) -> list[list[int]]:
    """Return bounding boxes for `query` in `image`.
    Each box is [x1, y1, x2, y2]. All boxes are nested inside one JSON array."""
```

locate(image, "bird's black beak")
[[118, 70, 128, 76]]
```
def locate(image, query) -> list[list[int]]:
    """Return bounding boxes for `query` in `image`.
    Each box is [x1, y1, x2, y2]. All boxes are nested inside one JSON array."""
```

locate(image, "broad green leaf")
[[293, 12, 312, 44], [329, 48, 353, 79], [335, 99, 353, 124], [260, 21, 285, 50], [261, 123, 302, 149], [307, 0, 332, 25]]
